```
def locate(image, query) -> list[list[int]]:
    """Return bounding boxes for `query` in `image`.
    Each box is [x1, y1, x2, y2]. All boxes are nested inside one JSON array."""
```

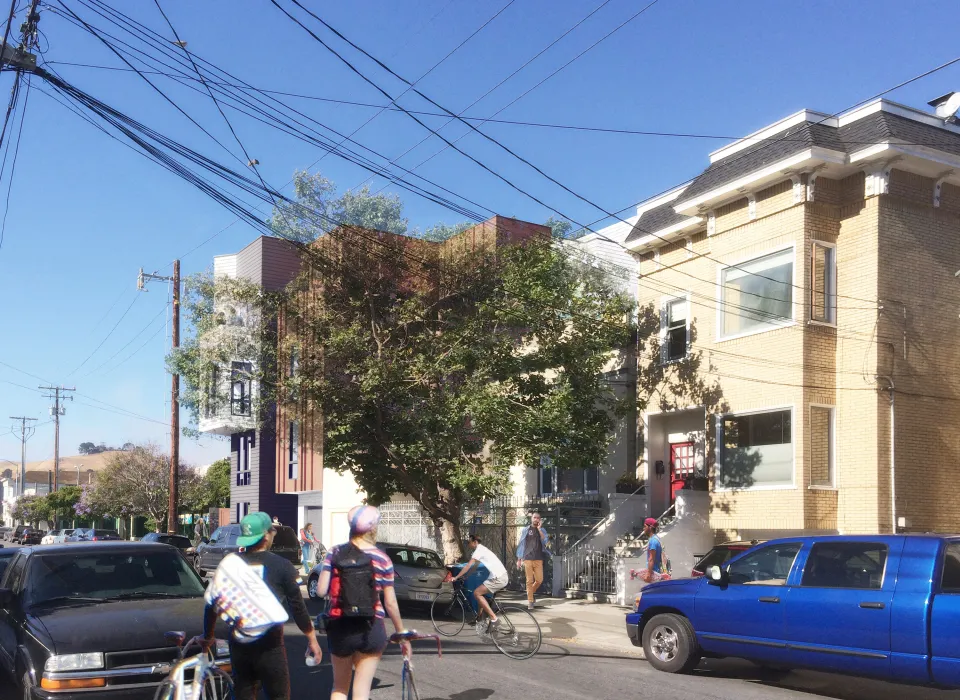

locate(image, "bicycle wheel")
[[430, 591, 466, 637], [489, 605, 542, 660], [197, 665, 234, 700]]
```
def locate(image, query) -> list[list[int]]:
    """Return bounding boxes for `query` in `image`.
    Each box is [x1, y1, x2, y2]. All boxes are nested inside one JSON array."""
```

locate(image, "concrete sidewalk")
[[529, 597, 642, 655]]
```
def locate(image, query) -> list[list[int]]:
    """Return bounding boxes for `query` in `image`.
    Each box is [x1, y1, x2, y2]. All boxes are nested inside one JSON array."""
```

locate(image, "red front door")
[[670, 442, 695, 504]]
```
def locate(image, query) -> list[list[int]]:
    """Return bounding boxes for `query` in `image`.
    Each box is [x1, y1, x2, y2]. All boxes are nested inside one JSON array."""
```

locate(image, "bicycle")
[[153, 631, 233, 700], [430, 578, 542, 660], [389, 631, 442, 700]]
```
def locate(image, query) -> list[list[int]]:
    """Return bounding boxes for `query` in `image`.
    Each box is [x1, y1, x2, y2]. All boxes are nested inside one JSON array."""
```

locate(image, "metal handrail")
[[563, 484, 646, 555]]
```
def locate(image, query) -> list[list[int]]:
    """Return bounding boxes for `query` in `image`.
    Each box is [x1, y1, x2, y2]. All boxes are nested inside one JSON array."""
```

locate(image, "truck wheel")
[[307, 574, 319, 599], [642, 613, 701, 674]]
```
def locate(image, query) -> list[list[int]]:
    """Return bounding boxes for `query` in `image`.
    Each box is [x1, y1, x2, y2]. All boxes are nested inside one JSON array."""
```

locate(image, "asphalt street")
[[4, 603, 959, 700]]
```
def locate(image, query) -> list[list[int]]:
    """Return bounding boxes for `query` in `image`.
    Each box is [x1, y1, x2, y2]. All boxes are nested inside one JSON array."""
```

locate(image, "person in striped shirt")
[[315, 506, 410, 700]]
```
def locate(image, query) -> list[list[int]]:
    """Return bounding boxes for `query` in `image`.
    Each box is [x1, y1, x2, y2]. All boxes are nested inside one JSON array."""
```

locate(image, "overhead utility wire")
[[314, 0, 518, 172], [53, 1, 492, 221], [350, 0, 616, 193], [56, 2, 911, 315], [271, 1, 891, 311]]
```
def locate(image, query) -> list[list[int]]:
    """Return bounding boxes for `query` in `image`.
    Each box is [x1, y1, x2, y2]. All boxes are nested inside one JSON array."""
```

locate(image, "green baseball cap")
[[237, 511, 273, 548]]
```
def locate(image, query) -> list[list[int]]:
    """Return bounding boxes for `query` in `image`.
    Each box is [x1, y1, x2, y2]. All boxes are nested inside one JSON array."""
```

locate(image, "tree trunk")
[[439, 518, 464, 565]]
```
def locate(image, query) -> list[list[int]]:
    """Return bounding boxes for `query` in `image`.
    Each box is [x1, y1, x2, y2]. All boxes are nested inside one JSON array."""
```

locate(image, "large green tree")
[[282, 235, 634, 561]]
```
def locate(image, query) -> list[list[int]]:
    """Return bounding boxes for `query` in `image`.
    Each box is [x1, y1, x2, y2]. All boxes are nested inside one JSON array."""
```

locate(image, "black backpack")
[[333, 543, 377, 619]]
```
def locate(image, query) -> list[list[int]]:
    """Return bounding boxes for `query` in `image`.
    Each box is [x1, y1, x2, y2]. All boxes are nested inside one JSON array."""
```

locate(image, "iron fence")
[[562, 545, 618, 594]]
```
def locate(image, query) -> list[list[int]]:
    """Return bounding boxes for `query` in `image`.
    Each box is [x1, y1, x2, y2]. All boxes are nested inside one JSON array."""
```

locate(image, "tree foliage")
[[182, 458, 230, 512], [84, 444, 197, 528], [281, 235, 634, 560], [13, 495, 51, 525]]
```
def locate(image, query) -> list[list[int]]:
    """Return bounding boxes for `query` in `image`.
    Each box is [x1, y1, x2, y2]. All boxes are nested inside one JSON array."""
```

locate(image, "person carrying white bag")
[[202, 512, 322, 700]]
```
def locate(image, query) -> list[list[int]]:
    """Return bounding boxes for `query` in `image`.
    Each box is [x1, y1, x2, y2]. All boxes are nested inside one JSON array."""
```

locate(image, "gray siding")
[[234, 236, 301, 291], [230, 431, 259, 522]]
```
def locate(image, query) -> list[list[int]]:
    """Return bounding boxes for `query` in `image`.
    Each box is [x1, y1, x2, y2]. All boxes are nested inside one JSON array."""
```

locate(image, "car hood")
[[642, 577, 701, 593], [29, 597, 207, 655]]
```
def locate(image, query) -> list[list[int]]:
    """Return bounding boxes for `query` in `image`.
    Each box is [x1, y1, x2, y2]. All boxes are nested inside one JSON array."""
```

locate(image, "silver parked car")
[[306, 542, 451, 604]]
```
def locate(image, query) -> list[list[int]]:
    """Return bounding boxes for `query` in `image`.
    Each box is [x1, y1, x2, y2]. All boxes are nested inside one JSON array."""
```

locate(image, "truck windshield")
[[26, 551, 205, 607]]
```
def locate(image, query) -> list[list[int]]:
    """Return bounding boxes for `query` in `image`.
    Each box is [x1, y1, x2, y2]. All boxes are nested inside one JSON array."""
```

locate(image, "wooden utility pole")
[[170, 260, 180, 534], [9, 416, 36, 498], [138, 262, 181, 534], [39, 386, 73, 493]]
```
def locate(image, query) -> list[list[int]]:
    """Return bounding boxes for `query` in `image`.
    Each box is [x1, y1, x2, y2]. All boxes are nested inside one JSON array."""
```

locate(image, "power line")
[[0, 71, 28, 248], [80, 303, 167, 378], [64, 292, 138, 377]]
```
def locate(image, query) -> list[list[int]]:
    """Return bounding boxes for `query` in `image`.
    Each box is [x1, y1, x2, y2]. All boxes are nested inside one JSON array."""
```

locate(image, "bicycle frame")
[[389, 631, 442, 700], [155, 635, 232, 700]]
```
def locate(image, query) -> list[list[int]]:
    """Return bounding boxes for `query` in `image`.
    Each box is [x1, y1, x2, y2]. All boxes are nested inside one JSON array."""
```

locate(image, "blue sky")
[[1, 0, 959, 467]]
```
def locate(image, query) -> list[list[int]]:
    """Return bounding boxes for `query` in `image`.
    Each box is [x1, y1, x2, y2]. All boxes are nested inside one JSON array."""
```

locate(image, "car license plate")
[[413, 592, 434, 602]]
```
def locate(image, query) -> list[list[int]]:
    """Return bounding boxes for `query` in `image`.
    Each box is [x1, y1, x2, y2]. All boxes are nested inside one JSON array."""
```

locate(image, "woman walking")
[[299, 522, 318, 574], [314, 505, 411, 700]]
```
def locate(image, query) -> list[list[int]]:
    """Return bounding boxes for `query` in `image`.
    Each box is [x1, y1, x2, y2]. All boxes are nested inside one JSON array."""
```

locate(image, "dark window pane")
[[801, 542, 888, 590], [942, 543, 960, 592], [727, 543, 801, 586]]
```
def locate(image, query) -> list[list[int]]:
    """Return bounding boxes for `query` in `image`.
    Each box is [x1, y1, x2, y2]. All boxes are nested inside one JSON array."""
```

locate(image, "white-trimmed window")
[[720, 248, 793, 338], [661, 296, 689, 363], [718, 408, 793, 489], [810, 242, 836, 324], [809, 405, 836, 488]]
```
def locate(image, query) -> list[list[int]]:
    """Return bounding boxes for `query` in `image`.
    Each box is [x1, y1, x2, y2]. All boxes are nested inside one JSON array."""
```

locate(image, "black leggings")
[[229, 640, 290, 700]]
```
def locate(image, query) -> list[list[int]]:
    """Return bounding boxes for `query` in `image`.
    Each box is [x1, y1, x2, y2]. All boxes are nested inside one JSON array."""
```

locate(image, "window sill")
[[808, 485, 837, 491], [714, 484, 797, 493], [660, 355, 689, 366], [807, 320, 837, 329], [716, 321, 796, 344]]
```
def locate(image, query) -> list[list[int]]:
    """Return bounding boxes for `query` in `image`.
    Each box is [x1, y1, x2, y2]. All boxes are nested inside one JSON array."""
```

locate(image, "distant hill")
[[0, 451, 123, 486]]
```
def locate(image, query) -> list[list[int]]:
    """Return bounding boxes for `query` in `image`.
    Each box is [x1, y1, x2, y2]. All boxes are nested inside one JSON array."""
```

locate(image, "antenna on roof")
[[928, 92, 960, 123]]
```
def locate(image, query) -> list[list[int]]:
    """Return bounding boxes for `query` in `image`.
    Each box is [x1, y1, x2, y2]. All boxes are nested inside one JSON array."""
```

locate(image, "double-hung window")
[[718, 408, 793, 489], [810, 242, 836, 324], [720, 248, 793, 338], [661, 296, 688, 363]]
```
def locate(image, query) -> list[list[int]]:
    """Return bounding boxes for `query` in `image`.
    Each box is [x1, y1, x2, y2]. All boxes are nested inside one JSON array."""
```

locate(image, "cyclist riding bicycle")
[[452, 534, 509, 629]]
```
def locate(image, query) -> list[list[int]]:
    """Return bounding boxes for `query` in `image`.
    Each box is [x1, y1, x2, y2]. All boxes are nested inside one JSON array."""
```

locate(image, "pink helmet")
[[348, 505, 381, 535]]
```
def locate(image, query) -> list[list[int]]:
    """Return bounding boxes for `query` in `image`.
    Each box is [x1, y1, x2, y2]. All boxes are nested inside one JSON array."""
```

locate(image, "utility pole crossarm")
[[9, 415, 36, 499], [39, 386, 74, 494]]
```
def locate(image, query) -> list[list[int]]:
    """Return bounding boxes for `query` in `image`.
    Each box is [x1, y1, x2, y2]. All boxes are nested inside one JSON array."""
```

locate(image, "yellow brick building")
[[621, 98, 960, 541]]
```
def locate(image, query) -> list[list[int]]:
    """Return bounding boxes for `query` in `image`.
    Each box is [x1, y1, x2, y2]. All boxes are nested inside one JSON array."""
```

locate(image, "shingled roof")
[[627, 106, 960, 246]]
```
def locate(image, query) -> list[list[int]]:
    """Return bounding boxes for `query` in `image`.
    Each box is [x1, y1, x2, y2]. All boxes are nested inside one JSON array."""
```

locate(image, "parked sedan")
[[41, 530, 74, 546], [305, 542, 451, 603], [0, 542, 229, 700], [20, 529, 44, 546], [0, 527, 12, 542], [195, 524, 300, 576], [67, 528, 121, 542]]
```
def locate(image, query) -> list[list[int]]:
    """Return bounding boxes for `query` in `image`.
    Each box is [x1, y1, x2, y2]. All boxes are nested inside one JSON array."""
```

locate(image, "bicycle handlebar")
[[389, 631, 442, 658]]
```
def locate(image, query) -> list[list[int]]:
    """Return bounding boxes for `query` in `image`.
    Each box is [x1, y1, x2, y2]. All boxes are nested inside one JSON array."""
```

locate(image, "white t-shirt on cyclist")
[[471, 544, 508, 579]]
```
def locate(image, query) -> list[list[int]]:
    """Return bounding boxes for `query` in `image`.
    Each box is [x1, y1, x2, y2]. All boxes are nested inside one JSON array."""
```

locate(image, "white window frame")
[[714, 404, 796, 492], [660, 294, 690, 364], [808, 404, 837, 490], [716, 244, 797, 342], [809, 241, 837, 326]]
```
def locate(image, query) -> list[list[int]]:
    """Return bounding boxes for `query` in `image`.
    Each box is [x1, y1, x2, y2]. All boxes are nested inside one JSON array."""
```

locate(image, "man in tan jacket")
[[516, 512, 550, 610]]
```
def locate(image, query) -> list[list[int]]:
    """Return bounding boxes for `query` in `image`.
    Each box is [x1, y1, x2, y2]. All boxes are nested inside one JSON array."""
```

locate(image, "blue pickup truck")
[[626, 535, 960, 687]]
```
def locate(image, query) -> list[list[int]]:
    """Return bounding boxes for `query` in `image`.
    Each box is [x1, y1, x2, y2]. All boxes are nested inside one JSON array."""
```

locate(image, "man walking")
[[204, 512, 322, 700], [516, 512, 550, 610]]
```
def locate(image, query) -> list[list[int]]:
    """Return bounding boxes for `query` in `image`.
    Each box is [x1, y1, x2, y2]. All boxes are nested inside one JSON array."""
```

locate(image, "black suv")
[[194, 523, 300, 576], [0, 542, 228, 699]]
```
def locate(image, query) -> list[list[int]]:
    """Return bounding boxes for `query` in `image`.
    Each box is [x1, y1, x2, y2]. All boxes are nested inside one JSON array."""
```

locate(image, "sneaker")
[[488, 618, 501, 633], [528, 601, 535, 611]]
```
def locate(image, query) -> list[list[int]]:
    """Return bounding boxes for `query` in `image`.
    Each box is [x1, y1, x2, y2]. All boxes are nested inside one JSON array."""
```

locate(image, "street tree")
[[87, 444, 195, 529], [13, 495, 51, 526], [182, 458, 230, 513], [281, 234, 635, 561]]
